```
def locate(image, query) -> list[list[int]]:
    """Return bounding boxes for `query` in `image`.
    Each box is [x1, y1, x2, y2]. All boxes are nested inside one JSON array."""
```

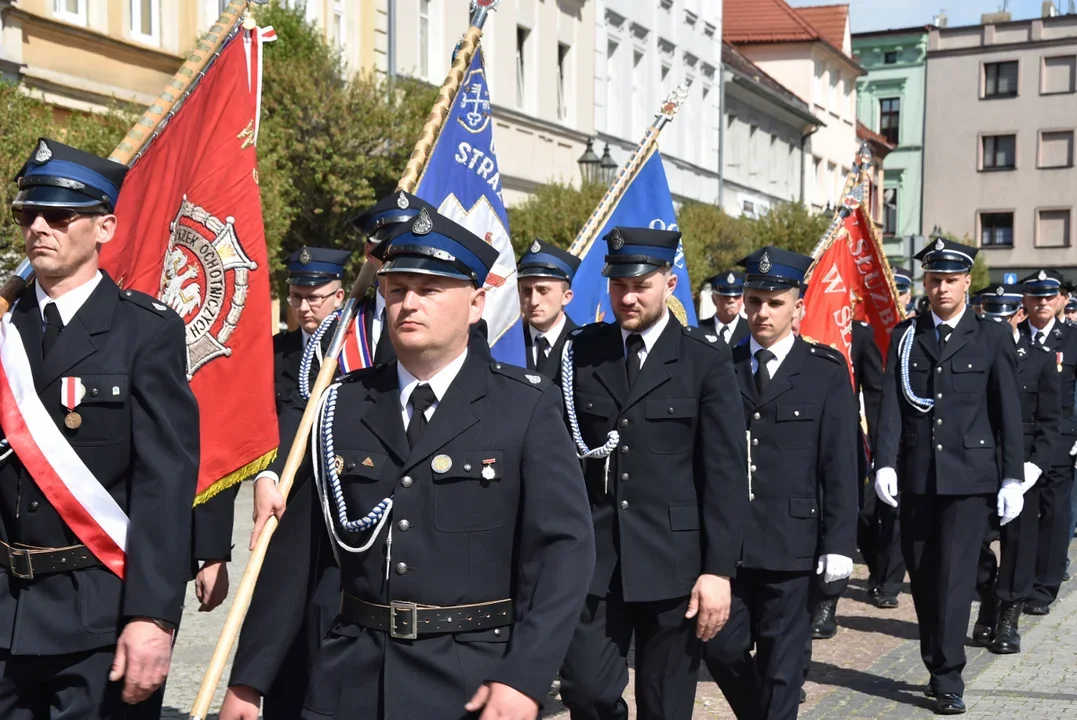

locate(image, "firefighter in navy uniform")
[[0, 139, 198, 717], [874, 237, 1024, 715], [1017, 269, 1077, 616], [894, 267, 914, 315], [973, 285, 1060, 655], [704, 247, 859, 720], [557, 227, 749, 720], [700, 271, 749, 346], [227, 246, 349, 720], [224, 207, 595, 720], [517, 238, 580, 381]]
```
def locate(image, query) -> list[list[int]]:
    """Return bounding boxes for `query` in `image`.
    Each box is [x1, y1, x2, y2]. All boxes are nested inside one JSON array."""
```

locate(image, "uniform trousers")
[[559, 587, 700, 720], [0, 647, 164, 719], [704, 569, 813, 720], [1031, 467, 1074, 606], [977, 485, 1039, 603], [901, 493, 990, 696]]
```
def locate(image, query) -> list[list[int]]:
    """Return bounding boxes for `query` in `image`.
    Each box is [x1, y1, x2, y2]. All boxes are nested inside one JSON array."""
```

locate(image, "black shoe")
[[972, 598, 996, 646], [924, 685, 936, 698], [811, 597, 838, 639], [991, 601, 1023, 654], [800, 688, 806, 703], [1024, 601, 1050, 616], [873, 591, 899, 609], [935, 693, 966, 714]]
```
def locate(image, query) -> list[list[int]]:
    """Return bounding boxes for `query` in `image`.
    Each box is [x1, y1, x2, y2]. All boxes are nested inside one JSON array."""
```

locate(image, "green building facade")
[[852, 27, 930, 269]]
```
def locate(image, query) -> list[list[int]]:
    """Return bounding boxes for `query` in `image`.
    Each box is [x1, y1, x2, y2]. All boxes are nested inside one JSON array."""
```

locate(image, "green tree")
[[507, 181, 607, 255], [747, 201, 831, 255], [676, 201, 753, 292]]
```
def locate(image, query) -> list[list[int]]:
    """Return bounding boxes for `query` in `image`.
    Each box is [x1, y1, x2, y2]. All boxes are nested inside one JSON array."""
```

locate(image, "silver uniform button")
[[937, 419, 943, 426], [752, 438, 759, 446], [936, 393, 943, 399], [493, 628, 502, 636], [753, 412, 761, 420], [401, 476, 413, 488], [937, 444, 943, 451], [395, 562, 408, 575], [620, 445, 629, 454], [936, 367, 942, 374], [397, 519, 410, 532], [750, 464, 757, 472], [620, 500, 629, 510]]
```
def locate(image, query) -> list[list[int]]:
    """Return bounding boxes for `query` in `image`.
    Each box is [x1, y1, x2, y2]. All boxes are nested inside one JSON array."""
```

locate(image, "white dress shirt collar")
[[397, 348, 469, 423], [35, 271, 103, 325], [1030, 316, 1056, 341], [530, 312, 567, 348], [749, 331, 796, 371], [621, 309, 671, 357], [930, 304, 966, 331]]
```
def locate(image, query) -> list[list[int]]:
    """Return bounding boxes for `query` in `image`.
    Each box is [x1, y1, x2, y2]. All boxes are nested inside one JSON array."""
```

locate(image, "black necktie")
[[406, 384, 437, 449], [42, 303, 63, 357], [625, 333, 644, 388], [1036, 330, 1047, 346], [938, 323, 953, 352], [755, 348, 775, 396], [720, 325, 730, 344], [535, 335, 552, 373]]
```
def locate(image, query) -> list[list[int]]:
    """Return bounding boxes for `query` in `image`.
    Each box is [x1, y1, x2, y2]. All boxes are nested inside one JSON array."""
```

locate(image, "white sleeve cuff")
[[1023, 462, 1043, 485], [255, 471, 280, 485]]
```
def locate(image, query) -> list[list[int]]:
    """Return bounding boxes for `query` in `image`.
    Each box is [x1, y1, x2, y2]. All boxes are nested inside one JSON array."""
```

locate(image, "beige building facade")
[[923, 14, 1077, 279], [389, 0, 595, 207], [0, 0, 377, 112]]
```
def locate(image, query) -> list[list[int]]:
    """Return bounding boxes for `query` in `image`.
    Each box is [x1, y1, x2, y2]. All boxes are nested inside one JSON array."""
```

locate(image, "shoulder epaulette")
[[119, 289, 171, 318], [683, 324, 723, 350], [491, 362, 549, 390], [804, 339, 846, 365], [568, 322, 605, 340], [340, 364, 385, 384]]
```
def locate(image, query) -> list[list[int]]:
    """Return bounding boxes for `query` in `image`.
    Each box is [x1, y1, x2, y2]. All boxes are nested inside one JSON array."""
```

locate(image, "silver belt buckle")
[[389, 600, 418, 640], [7, 547, 33, 580]]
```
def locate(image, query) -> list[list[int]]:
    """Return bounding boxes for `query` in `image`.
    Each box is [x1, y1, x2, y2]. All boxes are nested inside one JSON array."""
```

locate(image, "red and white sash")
[[0, 312, 128, 577]]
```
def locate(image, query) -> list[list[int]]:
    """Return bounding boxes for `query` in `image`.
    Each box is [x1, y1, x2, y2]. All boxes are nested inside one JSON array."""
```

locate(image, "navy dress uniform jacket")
[[0, 276, 199, 654], [876, 311, 1024, 494], [851, 320, 884, 448], [568, 316, 748, 601], [1018, 319, 1077, 468], [1015, 335, 1063, 468], [700, 315, 750, 347], [522, 315, 577, 382], [265, 352, 594, 717], [734, 338, 860, 570]]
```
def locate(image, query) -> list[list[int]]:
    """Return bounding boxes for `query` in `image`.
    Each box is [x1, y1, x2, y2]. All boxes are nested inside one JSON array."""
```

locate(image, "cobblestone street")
[[164, 484, 1077, 718]]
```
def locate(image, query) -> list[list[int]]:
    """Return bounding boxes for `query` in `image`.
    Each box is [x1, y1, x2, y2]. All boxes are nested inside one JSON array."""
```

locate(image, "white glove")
[[1020, 462, 1042, 494], [816, 553, 854, 584], [1070, 440, 1077, 456], [998, 479, 1024, 526], [874, 467, 898, 508]]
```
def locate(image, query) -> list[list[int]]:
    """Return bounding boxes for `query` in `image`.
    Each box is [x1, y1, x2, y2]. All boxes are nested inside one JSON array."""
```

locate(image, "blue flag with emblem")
[[567, 148, 697, 328], [414, 50, 525, 366]]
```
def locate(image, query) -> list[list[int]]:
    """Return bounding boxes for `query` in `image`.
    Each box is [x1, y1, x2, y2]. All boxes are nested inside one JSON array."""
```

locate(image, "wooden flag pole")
[[188, 2, 503, 717], [0, 0, 251, 316]]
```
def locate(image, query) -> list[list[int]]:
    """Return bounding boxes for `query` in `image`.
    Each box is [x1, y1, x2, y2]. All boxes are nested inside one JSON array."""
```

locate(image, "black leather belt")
[[0, 541, 102, 580], [340, 592, 513, 640]]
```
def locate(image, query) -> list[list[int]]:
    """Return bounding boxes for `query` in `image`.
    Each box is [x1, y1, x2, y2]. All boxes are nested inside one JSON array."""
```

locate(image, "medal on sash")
[[60, 376, 86, 429]]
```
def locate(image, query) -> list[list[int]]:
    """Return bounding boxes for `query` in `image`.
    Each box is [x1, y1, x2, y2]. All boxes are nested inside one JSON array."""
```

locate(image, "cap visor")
[[518, 267, 570, 282], [378, 256, 474, 284], [287, 276, 340, 287], [743, 279, 800, 292], [601, 262, 664, 279], [13, 185, 106, 209]]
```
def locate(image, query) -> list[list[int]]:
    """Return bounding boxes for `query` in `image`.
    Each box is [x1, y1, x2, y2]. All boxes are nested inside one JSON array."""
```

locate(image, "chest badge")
[[60, 377, 86, 430], [362, 456, 375, 468], [334, 455, 345, 475], [431, 454, 453, 474], [481, 458, 497, 480]]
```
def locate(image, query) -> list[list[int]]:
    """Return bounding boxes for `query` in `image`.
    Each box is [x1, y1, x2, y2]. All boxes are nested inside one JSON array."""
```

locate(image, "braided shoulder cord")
[[898, 324, 934, 414], [312, 381, 393, 555], [299, 311, 341, 401], [560, 337, 620, 459]]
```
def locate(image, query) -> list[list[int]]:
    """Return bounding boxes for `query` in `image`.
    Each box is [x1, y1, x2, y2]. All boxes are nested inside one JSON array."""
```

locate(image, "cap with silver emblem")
[[375, 207, 499, 287], [518, 238, 581, 284], [12, 137, 128, 211]]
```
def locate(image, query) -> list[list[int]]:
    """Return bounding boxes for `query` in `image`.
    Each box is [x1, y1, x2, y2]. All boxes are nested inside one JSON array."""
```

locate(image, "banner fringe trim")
[[193, 448, 277, 507]]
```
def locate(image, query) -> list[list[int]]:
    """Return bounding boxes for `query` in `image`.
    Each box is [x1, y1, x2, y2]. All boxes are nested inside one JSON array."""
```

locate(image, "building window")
[[883, 188, 897, 236], [983, 61, 1019, 98], [1036, 209, 1071, 248], [980, 212, 1014, 247], [516, 26, 530, 110], [883, 50, 899, 65], [1039, 130, 1075, 168], [130, 0, 160, 45], [879, 98, 900, 145], [556, 43, 570, 122], [982, 134, 1016, 170], [419, 0, 431, 79], [53, 0, 87, 25], [606, 40, 621, 137], [332, 1, 345, 50], [814, 61, 825, 109], [1042, 55, 1076, 95], [631, 50, 645, 135], [829, 69, 839, 113]]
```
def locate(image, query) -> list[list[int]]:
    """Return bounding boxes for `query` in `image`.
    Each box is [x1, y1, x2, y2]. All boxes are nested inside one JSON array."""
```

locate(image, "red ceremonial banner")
[[802, 200, 903, 383], [101, 27, 278, 504]]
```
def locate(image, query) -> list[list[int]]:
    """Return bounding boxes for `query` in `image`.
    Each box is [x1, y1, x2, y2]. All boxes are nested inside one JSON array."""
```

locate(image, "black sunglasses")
[[11, 207, 106, 229]]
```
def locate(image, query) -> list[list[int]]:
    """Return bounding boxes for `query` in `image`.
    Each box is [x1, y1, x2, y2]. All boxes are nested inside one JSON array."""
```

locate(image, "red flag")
[[101, 27, 278, 504], [802, 199, 903, 381]]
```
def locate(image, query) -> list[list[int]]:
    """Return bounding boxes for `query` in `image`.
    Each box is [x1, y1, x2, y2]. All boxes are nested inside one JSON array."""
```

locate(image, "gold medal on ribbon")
[[64, 411, 82, 430]]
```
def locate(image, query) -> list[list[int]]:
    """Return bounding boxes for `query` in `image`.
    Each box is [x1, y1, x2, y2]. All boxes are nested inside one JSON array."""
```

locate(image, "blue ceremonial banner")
[[415, 51, 525, 365], [567, 148, 698, 328]]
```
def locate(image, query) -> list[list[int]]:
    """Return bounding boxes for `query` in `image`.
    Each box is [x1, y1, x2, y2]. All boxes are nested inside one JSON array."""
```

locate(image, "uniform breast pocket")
[[952, 358, 987, 393], [575, 392, 615, 419], [66, 373, 128, 447], [645, 398, 696, 454], [775, 403, 819, 448], [433, 451, 506, 533], [335, 451, 388, 484]]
